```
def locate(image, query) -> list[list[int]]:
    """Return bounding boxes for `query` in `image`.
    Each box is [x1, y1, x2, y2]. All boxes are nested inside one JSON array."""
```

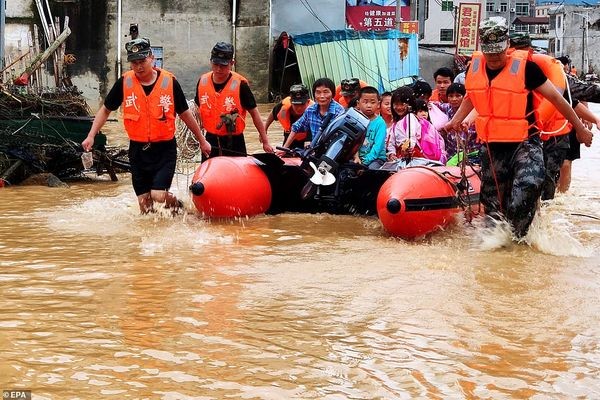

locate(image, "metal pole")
[[582, 14, 585, 75], [0, 0, 5, 70], [232, 0, 237, 71], [117, 0, 122, 78], [585, 12, 589, 73], [396, 0, 401, 30]]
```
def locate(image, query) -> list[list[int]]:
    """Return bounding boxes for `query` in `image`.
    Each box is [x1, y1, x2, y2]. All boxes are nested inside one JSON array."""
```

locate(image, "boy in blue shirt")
[[356, 86, 387, 169]]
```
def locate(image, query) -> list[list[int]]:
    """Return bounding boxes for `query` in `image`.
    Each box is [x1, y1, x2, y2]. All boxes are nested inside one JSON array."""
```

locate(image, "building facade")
[[548, 4, 600, 75]]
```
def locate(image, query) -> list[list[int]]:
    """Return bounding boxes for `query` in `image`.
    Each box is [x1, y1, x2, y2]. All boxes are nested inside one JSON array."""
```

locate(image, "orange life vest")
[[466, 51, 529, 143], [277, 97, 313, 141], [122, 68, 176, 142], [529, 52, 570, 139], [197, 71, 248, 136]]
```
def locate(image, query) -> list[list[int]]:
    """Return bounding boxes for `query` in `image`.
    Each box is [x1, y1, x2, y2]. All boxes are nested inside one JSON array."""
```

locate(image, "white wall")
[[6, 0, 34, 17]]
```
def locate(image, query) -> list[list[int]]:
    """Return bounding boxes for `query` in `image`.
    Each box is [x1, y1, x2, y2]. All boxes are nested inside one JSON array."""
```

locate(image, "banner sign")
[[346, 1, 411, 31], [455, 3, 481, 56], [399, 21, 418, 34]]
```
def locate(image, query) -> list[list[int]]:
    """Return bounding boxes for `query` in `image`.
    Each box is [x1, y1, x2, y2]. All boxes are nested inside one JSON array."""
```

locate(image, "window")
[[515, 2, 528, 15], [440, 29, 454, 42], [500, 2, 508, 12], [486, 1, 495, 12], [557, 15, 562, 29], [557, 39, 561, 53], [514, 24, 528, 32], [441, 0, 453, 11]]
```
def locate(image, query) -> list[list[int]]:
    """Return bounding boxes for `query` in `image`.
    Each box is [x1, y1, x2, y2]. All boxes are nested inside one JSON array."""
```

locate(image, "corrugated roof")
[[513, 16, 550, 24], [292, 29, 419, 93]]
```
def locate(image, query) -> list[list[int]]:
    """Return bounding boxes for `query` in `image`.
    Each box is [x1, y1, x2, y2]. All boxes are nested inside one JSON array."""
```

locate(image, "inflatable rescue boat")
[[190, 108, 481, 239]]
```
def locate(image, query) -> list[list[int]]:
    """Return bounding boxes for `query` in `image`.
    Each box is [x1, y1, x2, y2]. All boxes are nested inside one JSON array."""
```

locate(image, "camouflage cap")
[[509, 32, 531, 49], [289, 84, 309, 105], [211, 42, 234, 65], [125, 38, 152, 62], [479, 17, 509, 54], [340, 78, 360, 96]]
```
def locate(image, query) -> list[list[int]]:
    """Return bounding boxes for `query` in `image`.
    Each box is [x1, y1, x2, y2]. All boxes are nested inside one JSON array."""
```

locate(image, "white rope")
[[175, 99, 202, 188], [175, 99, 202, 161]]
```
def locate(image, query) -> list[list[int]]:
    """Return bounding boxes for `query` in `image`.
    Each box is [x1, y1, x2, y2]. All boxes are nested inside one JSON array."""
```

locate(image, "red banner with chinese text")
[[455, 3, 481, 56], [346, 6, 411, 31]]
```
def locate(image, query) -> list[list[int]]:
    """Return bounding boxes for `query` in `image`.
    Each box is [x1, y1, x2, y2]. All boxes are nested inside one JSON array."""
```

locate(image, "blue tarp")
[[292, 29, 419, 93]]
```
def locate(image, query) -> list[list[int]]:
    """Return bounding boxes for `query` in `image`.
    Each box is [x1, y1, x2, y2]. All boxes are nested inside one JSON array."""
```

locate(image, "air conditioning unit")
[[510, 7, 516, 12], [496, 8, 501, 12]]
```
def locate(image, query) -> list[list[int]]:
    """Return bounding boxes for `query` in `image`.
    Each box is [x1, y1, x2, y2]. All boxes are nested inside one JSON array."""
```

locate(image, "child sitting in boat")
[[435, 83, 480, 163], [386, 86, 422, 160], [356, 86, 388, 169], [380, 91, 393, 129], [413, 99, 447, 163]]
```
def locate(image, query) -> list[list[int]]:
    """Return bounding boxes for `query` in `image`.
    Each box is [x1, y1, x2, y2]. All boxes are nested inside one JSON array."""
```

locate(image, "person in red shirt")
[[430, 67, 454, 103]]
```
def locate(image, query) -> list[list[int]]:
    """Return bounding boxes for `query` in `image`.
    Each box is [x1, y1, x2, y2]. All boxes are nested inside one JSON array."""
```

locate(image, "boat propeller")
[[309, 161, 336, 186]]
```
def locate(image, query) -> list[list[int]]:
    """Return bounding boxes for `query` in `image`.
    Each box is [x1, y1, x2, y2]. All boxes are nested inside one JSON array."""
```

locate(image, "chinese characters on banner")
[[346, 1, 411, 31], [455, 3, 481, 56]]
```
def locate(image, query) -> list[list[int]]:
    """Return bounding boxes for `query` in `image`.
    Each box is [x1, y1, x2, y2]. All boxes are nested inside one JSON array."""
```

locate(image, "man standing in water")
[[446, 17, 593, 239], [195, 42, 273, 159], [82, 38, 211, 214]]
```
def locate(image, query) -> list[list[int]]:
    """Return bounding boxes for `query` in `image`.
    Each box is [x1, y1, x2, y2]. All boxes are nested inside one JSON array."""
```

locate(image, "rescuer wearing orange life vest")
[[445, 17, 593, 239], [264, 84, 313, 151], [334, 78, 367, 109], [82, 38, 211, 214], [509, 32, 600, 200], [195, 42, 273, 160]]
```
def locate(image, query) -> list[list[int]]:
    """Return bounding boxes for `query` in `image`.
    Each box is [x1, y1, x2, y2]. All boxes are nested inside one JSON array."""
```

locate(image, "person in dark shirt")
[[194, 42, 273, 159], [556, 55, 600, 193], [445, 17, 593, 239], [82, 38, 211, 214], [264, 84, 312, 150]]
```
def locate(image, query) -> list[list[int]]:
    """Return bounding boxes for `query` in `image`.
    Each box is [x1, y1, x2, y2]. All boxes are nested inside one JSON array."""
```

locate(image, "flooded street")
[[1, 104, 600, 399]]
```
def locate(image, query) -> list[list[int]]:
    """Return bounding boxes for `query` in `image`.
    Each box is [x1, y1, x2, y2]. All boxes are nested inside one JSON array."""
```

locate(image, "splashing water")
[[472, 216, 514, 251], [525, 206, 593, 257]]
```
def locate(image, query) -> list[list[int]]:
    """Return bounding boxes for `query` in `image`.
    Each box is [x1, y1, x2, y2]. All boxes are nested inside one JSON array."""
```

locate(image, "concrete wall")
[[6, 1, 33, 17], [234, 0, 270, 101], [104, 1, 233, 109]]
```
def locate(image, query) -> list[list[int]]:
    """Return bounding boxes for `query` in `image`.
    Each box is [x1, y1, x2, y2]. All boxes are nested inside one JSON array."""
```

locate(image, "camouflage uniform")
[[506, 31, 572, 201], [475, 18, 546, 238], [480, 138, 545, 238], [567, 74, 600, 102], [541, 134, 570, 200], [509, 32, 532, 49]]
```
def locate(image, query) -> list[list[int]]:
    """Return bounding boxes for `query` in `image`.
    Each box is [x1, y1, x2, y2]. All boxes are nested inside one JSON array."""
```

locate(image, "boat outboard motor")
[[306, 107, 369, 186]]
